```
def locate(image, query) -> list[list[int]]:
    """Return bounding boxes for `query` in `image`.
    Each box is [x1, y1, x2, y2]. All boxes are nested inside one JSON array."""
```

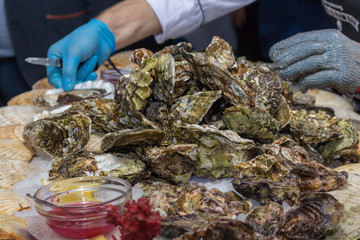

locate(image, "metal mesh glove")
[[269, 29, 360, 95], [47, 19, 115, 91]]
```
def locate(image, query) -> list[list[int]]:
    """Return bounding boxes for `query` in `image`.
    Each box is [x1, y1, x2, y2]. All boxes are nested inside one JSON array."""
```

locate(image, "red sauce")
[[46, 202, 115, 239]]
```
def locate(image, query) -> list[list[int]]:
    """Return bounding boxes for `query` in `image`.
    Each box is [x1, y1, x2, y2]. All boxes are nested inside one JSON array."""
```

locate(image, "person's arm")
[[96, 0, 161, 50]]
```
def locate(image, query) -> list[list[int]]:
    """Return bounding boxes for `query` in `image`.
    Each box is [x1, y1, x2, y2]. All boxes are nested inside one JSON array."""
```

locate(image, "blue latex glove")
[[269, 29, 360, 95], [47, 19, 116, 91]]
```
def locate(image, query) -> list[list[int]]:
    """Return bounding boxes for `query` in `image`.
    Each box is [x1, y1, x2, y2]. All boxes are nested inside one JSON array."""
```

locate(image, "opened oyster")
[[23, 113, 91, 158]]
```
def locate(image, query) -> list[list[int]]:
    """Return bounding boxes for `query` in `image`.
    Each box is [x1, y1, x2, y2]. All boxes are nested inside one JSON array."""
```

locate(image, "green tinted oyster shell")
[[49, 153, 149, 184], [289, 109, 343, 144], [223, 106, 282, 142], [153, 53, 175, 105], [174, 124, 256, 178], [170, 90, 222, 127], [23, 113, 91, 158], [245, 201, 284, 236], [173, 60, 195, 98], [138, 144, 198, 183], [100, 128, 166, 152], [318, 119, 360, 164], [65, 99, 119, 133]]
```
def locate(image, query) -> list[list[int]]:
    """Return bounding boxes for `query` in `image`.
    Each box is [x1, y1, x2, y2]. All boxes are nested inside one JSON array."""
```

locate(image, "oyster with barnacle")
[[317, 119, 360, 164], [289, 109, 343, 144], [23, 113, 91, 158], [49, 153, 150, 184], [137, 144, 198, 183], [283, 192, 344, 240], [174, 124, 257, 178]]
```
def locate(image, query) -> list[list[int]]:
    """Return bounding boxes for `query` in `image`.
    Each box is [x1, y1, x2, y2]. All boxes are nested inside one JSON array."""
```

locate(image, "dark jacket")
[[4, 0, 171, 86]]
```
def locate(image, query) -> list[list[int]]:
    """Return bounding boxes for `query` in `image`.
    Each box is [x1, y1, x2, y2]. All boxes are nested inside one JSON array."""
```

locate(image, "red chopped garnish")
[[106, 197, 162, 240]]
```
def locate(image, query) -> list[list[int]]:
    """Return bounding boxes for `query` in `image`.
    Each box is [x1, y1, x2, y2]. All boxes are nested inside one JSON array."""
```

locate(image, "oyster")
[[65, 99, 119, 133], [145, 101, 170, 131], [245, 201, 284, 236], [176, 219, 257, 240], [130, 48, 154, 66], [223, 106, 282, 142], [232, 173, 300, 205], [170, 90, 222, 127], [174, 124, 257, 178], [205, 36, 236, 70], [100, 129, 166, 152], [23, 113, 91, 158], [283, 192, 344, 240], [33, 80, 114, 107], [161, 214, 209, 239], [318, 119, 360, 164], [153, 53, 175, 105], [173, 60, 195, 98], [289, 109, 342, 144], [138, 144, 198, 183], [49, 153, 149, 184]]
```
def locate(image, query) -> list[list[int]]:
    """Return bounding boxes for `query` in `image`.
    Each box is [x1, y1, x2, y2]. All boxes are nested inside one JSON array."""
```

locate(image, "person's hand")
[[47, 19, 115, 91], [269, 29, 360, 96]]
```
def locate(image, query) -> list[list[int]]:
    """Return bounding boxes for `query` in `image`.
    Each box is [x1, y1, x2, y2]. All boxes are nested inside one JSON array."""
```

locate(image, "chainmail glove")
[[269, 29, 360, 95]]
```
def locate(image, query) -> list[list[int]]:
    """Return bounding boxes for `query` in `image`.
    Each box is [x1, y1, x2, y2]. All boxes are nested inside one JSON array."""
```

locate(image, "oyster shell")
[[289, 109, 342, 144], [283, 192, 344, 240], [318, 119, 360, 164], [173, 60, 195, 98], [170, 90, 222, 127], [100, 129, 166, 152], [138, 144, 198, 183], [153, 53, 175, 105], [176, 219, 257, 240], [245, 201, 284, 236], [23, 113, 91, 158], [174, 124, 257, 178], [130, 48, 154, 66], [223, 105, 282, 142], [205, 36, 236, 70], [34, 80, 114, 107], [49, 153, 149, 184], [145, 101, 170, 131]]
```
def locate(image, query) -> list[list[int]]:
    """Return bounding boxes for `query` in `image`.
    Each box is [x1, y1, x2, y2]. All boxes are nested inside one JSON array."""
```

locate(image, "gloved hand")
[[47, 19, 116, 91], [269, 29, 360, 96]]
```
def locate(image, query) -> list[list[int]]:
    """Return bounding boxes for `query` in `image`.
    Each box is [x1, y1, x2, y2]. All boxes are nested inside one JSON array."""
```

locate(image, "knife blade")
[[25, 57, 62, 67]]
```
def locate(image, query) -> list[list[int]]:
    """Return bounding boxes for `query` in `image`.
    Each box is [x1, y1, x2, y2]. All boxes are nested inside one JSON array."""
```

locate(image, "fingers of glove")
[[62, 53, 81, 91], [278, 55, 333, 82], [76, 55, 99, 83], [270, 41, 325, 66], [297, 70, 338, 93], [47, 51, 63, 88], [85, 72, 98, 82], [269, 29, 337, 57]]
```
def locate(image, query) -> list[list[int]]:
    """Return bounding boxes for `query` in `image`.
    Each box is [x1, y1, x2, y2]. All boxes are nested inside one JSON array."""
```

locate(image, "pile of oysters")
[[22, 36, 360, 239]]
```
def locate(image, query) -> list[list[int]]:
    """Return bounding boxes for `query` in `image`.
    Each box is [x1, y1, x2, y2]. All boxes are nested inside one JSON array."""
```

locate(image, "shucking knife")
[[25, 57, 62, 67]]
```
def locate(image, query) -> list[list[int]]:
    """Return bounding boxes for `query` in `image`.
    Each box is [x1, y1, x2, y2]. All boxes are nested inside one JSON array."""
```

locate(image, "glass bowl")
[[32, 176, 132, 239]]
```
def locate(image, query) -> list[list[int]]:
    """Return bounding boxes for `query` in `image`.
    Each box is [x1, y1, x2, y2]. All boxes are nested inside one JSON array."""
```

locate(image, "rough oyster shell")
[[170, 90, 222, 127], [205, 36, 236, 70], [318, 119, 360, 164], [130, 48, 154, 66], [23, 113, 91, 158], [153, 53, 175, 105], [174, 124, 256, 178], [245, 201, 284, 236], [283, 192, 344, 240], [138, 144, 198, 183], [100, 129, 166, 152], [173, 60, 195, 99], [289, 109, 342, 144]]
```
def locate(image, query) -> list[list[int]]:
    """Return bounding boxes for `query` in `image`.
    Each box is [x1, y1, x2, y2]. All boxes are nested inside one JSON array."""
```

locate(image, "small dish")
[[31, 176, 132, 239]]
